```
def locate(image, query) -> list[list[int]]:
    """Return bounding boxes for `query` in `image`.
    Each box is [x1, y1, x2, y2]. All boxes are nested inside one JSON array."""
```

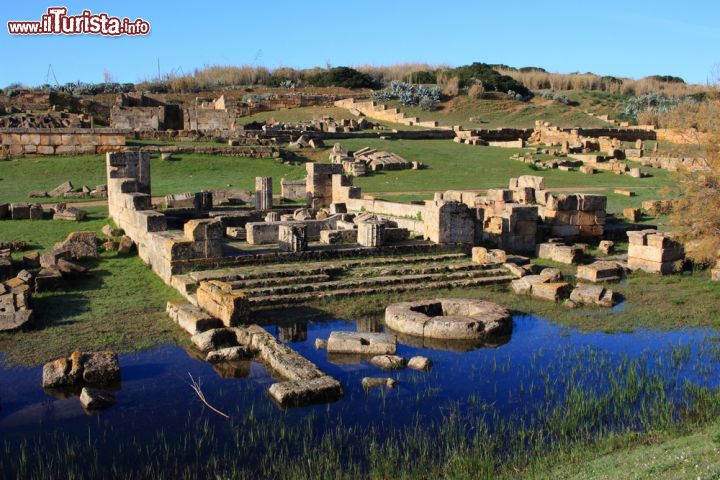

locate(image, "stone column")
[[255, 177, 272, 211], [278, 224, 307, 252], [357, 222, 385, 247]]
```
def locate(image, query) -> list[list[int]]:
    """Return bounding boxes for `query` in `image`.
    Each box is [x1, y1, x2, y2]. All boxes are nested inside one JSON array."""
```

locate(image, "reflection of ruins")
[[355, 317, 383, 333], [277, 321, 308, 343]]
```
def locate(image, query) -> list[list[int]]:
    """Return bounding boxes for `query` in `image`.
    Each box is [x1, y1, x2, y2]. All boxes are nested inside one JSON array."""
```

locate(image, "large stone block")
[[196, 281, 249, 327], [326, 331, 397, 355]]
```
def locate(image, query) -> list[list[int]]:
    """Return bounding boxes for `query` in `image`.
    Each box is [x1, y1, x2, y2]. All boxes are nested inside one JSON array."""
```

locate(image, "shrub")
[[405, 70, 437, 84], [371, 81, 441, 110], [467, 83, 485, 99], [445, 63, 532, 98], [306, 67, 378, 89], [442, 77, 460, 97]]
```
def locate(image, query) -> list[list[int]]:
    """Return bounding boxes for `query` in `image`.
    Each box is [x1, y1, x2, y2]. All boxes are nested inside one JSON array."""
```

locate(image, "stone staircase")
[[171, 252, 515, 308]]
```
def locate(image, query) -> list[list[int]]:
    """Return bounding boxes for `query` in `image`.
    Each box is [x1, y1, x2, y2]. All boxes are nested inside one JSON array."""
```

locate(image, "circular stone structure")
[[384, 299, 511, 340]]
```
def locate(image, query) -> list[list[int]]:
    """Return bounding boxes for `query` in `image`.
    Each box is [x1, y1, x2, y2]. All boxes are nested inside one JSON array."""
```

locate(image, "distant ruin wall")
[[183, 108, 235, 131], [1, 128, 126, 157]]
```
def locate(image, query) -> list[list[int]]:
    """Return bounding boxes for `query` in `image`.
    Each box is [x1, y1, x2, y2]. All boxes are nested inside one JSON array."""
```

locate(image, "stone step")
[[353, 261, 491, 278], [183, 252, 468, 284], [240, 268, 510, 297], [250, 274, 515, 307], [228, 273, 331, 289]]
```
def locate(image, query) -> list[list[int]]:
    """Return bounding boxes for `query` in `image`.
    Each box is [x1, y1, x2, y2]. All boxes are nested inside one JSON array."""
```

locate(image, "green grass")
[[0, 154, 307, 203], [0, 206, 184, 365], [329, 138, 674, 194]]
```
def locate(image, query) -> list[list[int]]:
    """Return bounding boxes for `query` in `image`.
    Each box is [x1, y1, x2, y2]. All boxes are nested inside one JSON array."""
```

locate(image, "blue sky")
[[1, 1, 719, 87]]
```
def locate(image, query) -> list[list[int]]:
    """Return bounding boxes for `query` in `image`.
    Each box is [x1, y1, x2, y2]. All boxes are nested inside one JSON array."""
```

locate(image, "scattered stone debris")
[[362, 377, 397, 389], [53, 231, 98, 260], [52, 204, 88, 221], [407, 356, 432, 371], [536, 242, 582, 264], [576, 261, 624, 283], [42, 351, 120, 389], [0, 267, 34, 331], [370, 355, 407, 370], [598, 240, 615, 255], [471, 247, 507, 265], [511, 268, 571, 302], [567, 283, 615, 308]]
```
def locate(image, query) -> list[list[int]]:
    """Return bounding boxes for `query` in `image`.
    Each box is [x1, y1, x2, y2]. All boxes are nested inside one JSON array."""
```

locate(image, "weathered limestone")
[[268, 376, 343, 407], [166, 301, 223, 335], [511, 270, 571, 302], [278, 224, 308, 252], [280, 178, 307, 201], [471, 247, 507, 265], [370, 355, 407, 370], [206, 346, 252, 363], [196, 281, 249, 327], [627, 229, 684, 274], [576, 261, 623, 283], [423, 200, 475, 245], [568, 283, 615, 308], [536, 242, 582, 264], [53, 231, 97, 259], [599, 240, 615, 255], [357, 221, 385, 247], [361, 377, 397, 389], [0, 270, 34, 331], [407, 356, 432, 371], [385, 299, 511, 340], [326, 331, 397, 355], [254, 177, 273, 211], [42, 351, 120, 388]]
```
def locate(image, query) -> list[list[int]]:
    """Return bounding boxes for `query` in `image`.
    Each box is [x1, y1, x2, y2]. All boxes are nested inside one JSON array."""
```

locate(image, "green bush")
[[306, 67, 379, 89], [447, 63, 532, 98]]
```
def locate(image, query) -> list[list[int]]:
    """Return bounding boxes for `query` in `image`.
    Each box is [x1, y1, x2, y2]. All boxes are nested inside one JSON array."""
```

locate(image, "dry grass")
[[496, 68, 708, 97]]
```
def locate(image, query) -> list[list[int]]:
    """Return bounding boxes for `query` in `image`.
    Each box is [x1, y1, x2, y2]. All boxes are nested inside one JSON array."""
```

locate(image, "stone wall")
[[107, 152, 224, 283], [1, 128, 126, 157], [335, 98, 446, 129], [280, 178, 307, 201], [246, 217, 341, 245], [183, 108, 235, 131]]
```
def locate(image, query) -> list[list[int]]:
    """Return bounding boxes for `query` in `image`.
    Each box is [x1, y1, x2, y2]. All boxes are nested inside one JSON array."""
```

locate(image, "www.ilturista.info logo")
[[7, 7, 150, 36]]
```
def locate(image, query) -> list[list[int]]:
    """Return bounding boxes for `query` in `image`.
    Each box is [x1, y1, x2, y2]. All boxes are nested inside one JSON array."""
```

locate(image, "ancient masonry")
[[254, 177, 273, 211], [627, 229, 685, 274]]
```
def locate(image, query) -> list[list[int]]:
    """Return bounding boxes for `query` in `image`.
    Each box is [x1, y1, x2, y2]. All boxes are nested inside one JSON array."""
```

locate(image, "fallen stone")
[[42, 351, 119, 388], [539, 268, 562, 282], [531, 282, 571, 302], [79, 387, 116, 411], [206, 346, 252, 363], [117, 236, 134, 255], [569, 283, 615, 308], [407, 356, 432, 371], [102, 240, 118, 252], [326, 331, 397, 355], [22, 251, 40, 268], [370, 355, 406, 370], [15, 269, 33, 284], [361, 377, 397, 389], [34, 266, 63, 292], [166, 301, 223, 335], [471, 247, 507, 265], [576, 261, 623, 283], [53, 207, 87, 221], [101, 225, 123, 238], [48, 181, 74, 197], [598, 240, 615, 255], [57, 258, 88, 277], [191, 328, 240, 351], [82, 351, 121, 384], [314, 338, 327, 350], [40, 248, 71, 268], [28, 191, 48, 198], [268, 376, 343, 408]]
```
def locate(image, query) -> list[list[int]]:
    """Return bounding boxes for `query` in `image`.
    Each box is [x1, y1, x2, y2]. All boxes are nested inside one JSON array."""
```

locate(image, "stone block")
[[196, 281, 249, 327], [326, 331, 397, 355], [576, 261, 623, 283], [531, 282, 571, 302]]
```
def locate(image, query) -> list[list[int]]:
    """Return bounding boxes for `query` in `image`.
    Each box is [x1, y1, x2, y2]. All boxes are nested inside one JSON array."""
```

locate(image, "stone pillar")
[[265, 211, 280, 222], [278, 224, 307, 252], [194, 191, 213, 212], [255, 177, 272, 211], [357, 222, 385, 247]]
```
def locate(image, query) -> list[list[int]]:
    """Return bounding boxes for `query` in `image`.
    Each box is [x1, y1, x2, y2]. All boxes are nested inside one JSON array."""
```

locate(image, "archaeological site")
[[1, 2, 720, 479]]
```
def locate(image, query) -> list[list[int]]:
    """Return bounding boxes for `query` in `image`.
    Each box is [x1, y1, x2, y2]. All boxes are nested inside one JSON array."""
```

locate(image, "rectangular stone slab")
[[326, 331, 397, 355], [268, 376, 344, 408]]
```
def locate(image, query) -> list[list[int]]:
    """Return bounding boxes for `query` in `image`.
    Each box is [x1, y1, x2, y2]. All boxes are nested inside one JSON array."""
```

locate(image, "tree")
[[667, 86, 720, 264]]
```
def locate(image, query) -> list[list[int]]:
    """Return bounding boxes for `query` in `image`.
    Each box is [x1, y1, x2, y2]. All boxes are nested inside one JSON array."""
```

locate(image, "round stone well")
[[384, 298, 512, 341]]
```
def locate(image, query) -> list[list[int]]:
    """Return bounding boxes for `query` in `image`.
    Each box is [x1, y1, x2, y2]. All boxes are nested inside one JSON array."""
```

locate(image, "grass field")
[[0, 206, 185, 365], [0, 154, 307, 204]]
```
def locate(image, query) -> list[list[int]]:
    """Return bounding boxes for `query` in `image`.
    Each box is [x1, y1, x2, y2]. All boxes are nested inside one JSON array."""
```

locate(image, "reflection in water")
[[392, 330, 512, 352], [277, 321, 308, 343], [356, 317, 384, 333], [212, 360, 252, 379]]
